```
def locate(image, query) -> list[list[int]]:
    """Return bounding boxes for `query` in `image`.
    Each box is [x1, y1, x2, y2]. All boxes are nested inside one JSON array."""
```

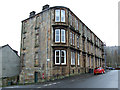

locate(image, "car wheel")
[[102, 71, 103, 74], [104, 71, 105, 74]]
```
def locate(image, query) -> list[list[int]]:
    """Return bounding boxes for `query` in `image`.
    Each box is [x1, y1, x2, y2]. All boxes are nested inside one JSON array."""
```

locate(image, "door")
[[34, 72, 38, 83]]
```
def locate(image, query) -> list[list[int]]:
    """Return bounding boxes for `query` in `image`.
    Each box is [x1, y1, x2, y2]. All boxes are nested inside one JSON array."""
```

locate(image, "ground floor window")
[[71, 51, 75, 65], [55, 50, 66, 65]]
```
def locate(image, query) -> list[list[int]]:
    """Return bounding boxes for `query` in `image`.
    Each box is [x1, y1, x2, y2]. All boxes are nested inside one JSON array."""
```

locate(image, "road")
[[2, 70, 120, 89]]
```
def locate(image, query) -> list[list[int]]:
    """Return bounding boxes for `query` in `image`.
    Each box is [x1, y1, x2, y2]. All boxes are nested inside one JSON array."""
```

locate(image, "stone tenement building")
[[19, 5, 105, 84]]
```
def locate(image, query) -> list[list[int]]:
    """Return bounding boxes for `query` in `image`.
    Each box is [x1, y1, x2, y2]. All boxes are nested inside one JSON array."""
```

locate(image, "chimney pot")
[[42, 4, 49, 11], [29, 11, 36, 18]]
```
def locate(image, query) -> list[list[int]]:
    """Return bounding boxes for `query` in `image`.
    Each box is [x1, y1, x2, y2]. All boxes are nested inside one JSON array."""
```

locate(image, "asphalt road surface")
[[3, 70, 120, 89]]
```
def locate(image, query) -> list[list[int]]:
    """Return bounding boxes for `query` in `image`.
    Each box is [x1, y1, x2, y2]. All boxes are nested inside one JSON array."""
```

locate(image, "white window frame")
[[78, 53, 80, 65], [55, 9, 65, 22], [61, 29, 66, 43], [55, 50, 60, 65], [61, 50, 66, 65], [55, 50, 66, 65], [61, 10, 65, 22], [55, 29, 60, 42], [55, 9, 60, 22]]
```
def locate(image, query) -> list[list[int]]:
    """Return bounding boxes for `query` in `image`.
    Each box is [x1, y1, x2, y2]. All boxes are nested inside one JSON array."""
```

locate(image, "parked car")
[[107, 67, 115, 70], [94, 67, 105, 75]]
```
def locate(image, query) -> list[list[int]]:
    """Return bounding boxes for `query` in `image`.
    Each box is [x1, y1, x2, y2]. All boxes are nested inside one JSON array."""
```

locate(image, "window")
[[88, 56, 90, 67], [61, 50, 66, 65], [87, 42, 89, 52], [71, 51, 75, 65], [34, 52, 39, 66], [23, 37, 26, 50], [81, 22, 83, 32], [78, 53, 80, 65], [83, 39, 85, 51], [55, 9, 65, 22], [73, 33, 75, 45], [91, 57, 93, 67], [55, 10, 60, 22], [77, 36, 79, 48], [55, 29, 66, 43], [72, 15, 74, 27], [23, 21, 27, 34], [35, 29, 39, 34], [22, 53, 26, 66], [83, 26, 85, 35], [91, 44, 93, 53], [61, 29, 65, 43], [35, 35, 39, 47], [36, 16, 40, 28], [55, 50, 60, 64], [70, 32, 72, 45], [69, 13, 72, 26], [55, 29, 60, 42], [61, 10, 65, 22], [70, 32, 75, 46], [55, 50, 66, 65], [99, 59, 100, 67], [35, 52, 38, 59], [75, 18, 78, 30]]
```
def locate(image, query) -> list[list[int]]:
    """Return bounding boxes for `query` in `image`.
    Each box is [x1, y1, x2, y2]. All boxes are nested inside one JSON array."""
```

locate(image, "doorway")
[[34, 72, 38, 83]]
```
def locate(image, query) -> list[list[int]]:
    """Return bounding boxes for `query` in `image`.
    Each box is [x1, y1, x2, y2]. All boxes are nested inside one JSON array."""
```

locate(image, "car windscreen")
[[95, 67, 99, 69]]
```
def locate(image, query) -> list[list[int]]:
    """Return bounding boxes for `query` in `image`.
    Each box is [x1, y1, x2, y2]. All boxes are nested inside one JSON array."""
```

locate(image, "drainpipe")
[[68, 10, 70, 77], [46, 11, 49, 81], [104, 43, 106, 72]]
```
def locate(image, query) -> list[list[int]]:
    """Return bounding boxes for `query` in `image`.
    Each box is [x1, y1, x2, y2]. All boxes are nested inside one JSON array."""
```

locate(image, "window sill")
[[23, 31, 27, 34], [35, 27, 39, 30], [55, 21, 66, 23], [23, 47, 26, 50], [54, 64, 67, 66], [34, 65, 39, 67], [35, 44, 39, 48], [71, 65, 76, 67], [54, 42, 66, 44], [77, 65, 80, 67]]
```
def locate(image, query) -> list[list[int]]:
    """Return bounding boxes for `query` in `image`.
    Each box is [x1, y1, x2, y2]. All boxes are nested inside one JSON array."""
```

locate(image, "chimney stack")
[[29, 11, 36, 18], [42, 4, 49, 11]]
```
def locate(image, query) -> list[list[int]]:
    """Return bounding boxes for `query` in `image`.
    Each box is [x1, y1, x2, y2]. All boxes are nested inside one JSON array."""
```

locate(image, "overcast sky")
[[0, 0, 119, 55]]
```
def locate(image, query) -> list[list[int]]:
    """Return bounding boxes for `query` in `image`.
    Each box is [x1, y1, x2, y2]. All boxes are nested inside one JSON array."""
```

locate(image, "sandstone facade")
[[19, 5, 105, 84]]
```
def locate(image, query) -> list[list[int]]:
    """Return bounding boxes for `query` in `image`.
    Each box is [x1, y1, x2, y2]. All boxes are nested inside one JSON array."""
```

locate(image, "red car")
[[94, 67, 105, 75]]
